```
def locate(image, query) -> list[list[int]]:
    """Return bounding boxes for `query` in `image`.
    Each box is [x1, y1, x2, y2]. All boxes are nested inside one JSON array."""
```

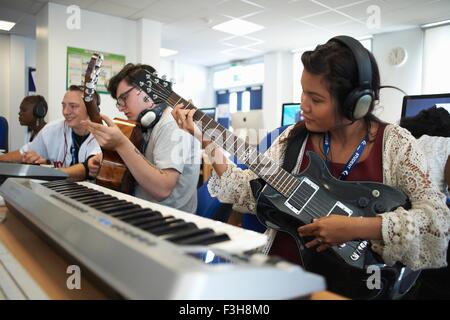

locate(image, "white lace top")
[[208, 124, 450, 271], [416, 135, 450, 198]]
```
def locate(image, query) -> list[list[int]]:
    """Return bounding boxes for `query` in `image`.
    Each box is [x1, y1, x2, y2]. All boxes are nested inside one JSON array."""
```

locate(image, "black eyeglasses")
[[116, 87, 135, 109]]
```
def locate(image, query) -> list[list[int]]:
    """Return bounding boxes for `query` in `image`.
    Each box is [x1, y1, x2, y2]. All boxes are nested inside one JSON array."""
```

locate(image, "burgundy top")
[[268, 124, 387, 265]]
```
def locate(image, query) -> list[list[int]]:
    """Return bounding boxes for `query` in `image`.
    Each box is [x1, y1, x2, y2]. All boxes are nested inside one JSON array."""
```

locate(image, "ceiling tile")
[[106, 0, 158, 10], [51, 0, 97, 10], [86, 1, 138, 18], [215, 0, 265, 18], [0, 6, 26, 23], [0, 0, 43, 15], [311, 0, 371, 10], [302, 10, 354, 27], [245, 10, 297, 27], [220, 35, 264, 47]]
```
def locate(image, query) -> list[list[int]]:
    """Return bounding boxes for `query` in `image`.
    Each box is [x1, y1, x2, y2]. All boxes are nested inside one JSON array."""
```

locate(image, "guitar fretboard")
[[166, 93, 300, 198]]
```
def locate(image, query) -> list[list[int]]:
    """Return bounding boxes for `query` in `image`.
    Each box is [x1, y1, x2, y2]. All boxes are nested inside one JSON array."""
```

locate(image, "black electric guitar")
[[139, 70, 420, 299]]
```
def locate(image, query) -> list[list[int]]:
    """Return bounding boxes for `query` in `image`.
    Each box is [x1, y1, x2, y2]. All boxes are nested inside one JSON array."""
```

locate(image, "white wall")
[[263, 51, 294, 131], [0, 35, 11, 150], [160, 58, 210, 109], [372, 28, 424, 123], [37, 3, 140, 122], [34, 3, 165, 125], [0, 34, 37, 151]]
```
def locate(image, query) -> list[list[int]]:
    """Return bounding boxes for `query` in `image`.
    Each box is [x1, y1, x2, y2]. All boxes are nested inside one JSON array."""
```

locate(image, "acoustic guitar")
[[83, 53, 142, 193]]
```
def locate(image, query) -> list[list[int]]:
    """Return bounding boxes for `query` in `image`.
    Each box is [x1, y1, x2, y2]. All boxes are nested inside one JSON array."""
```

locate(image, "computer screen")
[[401, 93, 450, 118], [281, 103, 303, 126], [199, 107, 216, 120], [231, 110, 264, 131]]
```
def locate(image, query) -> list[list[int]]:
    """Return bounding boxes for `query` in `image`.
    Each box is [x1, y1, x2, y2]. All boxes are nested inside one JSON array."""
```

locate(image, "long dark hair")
[[284, 38, 382, 144], [400, 106, 450, 138]]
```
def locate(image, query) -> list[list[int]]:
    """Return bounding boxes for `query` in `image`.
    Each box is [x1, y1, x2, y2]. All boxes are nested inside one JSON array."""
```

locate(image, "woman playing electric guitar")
[[172, 36, 450, 299]]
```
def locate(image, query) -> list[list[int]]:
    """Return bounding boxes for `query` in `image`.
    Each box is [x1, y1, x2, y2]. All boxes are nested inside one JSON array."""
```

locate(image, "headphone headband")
[[329, 35, 374, 120], [331, 36, 372, 90]]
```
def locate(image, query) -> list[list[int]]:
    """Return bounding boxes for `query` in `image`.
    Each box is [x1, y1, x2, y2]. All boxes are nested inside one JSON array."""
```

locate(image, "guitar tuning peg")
[[170, 78, 176, 85], [163, 82, 168, 87], [152, 94, 158, 100], [161, 75, 167, 80], [154, 79, 159, 84], [153, 71, 158, 77]]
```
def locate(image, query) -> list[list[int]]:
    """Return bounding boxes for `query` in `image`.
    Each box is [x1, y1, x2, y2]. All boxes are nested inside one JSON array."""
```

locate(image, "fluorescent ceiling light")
[[421, 19, 450, 28], [160, 48, 178, 57], [0, 20, 15, 31], [212, 19, 264, 36]]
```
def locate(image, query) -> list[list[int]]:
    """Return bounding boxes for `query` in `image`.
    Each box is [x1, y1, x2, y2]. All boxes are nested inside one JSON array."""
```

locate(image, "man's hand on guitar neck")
[[82, 114, 128, 151], [172, 103, 206, 146]]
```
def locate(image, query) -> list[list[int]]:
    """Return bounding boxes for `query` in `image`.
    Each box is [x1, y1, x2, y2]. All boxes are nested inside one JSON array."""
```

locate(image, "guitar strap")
[[282, 126, 308, 172], [250, 126, 308, 199]]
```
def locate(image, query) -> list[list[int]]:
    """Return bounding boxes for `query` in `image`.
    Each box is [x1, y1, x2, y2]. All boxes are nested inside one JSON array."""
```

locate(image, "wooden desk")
[[0, 206, 346, 300], [0, 206, 107, 299]]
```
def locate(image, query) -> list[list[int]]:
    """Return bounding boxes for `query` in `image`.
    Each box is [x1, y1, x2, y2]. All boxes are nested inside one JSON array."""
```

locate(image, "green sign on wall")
[[66, 46, 126, 94]]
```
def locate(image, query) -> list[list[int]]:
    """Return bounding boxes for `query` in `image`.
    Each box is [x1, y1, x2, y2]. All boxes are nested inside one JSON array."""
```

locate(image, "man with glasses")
[[0, 85, 101, 180], [85, 63, 201, 213]]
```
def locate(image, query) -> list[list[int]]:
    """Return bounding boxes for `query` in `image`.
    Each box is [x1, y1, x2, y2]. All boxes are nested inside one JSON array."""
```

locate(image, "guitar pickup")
[[284, 177, 319, 215]]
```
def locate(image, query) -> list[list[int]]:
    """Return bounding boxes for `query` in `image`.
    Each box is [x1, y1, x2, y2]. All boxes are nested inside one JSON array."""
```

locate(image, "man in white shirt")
[[0, 85, 101, 180]]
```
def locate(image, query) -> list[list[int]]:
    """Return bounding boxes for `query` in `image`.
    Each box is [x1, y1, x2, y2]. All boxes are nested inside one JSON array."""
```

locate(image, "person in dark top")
[[18, 95, 48, 142]]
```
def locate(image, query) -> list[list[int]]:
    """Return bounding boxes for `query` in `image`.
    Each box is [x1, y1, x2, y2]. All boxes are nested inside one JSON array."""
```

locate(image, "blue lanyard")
[[323, 132, 368, 180]]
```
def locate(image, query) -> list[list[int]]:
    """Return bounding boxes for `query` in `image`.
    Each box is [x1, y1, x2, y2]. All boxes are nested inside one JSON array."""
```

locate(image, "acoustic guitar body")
[[95, 119, 142, 194]]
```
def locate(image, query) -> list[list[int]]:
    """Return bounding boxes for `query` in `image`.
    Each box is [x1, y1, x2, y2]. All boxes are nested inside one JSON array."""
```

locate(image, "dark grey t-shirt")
[[134, 108, 201, 213]]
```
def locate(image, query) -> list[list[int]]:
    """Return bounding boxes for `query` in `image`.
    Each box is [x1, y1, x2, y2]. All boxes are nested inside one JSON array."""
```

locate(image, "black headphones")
[[329, 35, 374, 121], [137, 102, 167, 131], [33, 95, 48, 119]]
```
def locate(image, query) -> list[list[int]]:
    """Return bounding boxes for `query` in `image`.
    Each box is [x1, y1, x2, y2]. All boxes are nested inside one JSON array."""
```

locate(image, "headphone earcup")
[[343, 89, 373, 121], [139, 110, 157, 128], [33, 102, 47, 118], [137, 104, 165, 130]]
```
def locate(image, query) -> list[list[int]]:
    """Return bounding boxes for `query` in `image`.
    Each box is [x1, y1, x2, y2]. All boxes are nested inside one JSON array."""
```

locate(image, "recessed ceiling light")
[[0, 20, 15, 31], [212, 19, 264, 36], [421, 19, 450, 28], [160, 48, 178, 57]]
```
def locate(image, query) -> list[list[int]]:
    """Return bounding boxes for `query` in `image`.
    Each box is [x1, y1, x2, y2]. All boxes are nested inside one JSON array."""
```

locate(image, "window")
[[229, 92, 238, 113], [242, 91, 250, 112]]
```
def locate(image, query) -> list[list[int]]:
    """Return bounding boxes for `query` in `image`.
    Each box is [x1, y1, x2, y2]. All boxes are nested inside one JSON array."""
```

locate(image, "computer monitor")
[[281, 103, 303, 126], [231, 110, 264, 131], [199, 107, 216, 120], [231, 110, 264, 144], [401, 93, 450, 118]]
